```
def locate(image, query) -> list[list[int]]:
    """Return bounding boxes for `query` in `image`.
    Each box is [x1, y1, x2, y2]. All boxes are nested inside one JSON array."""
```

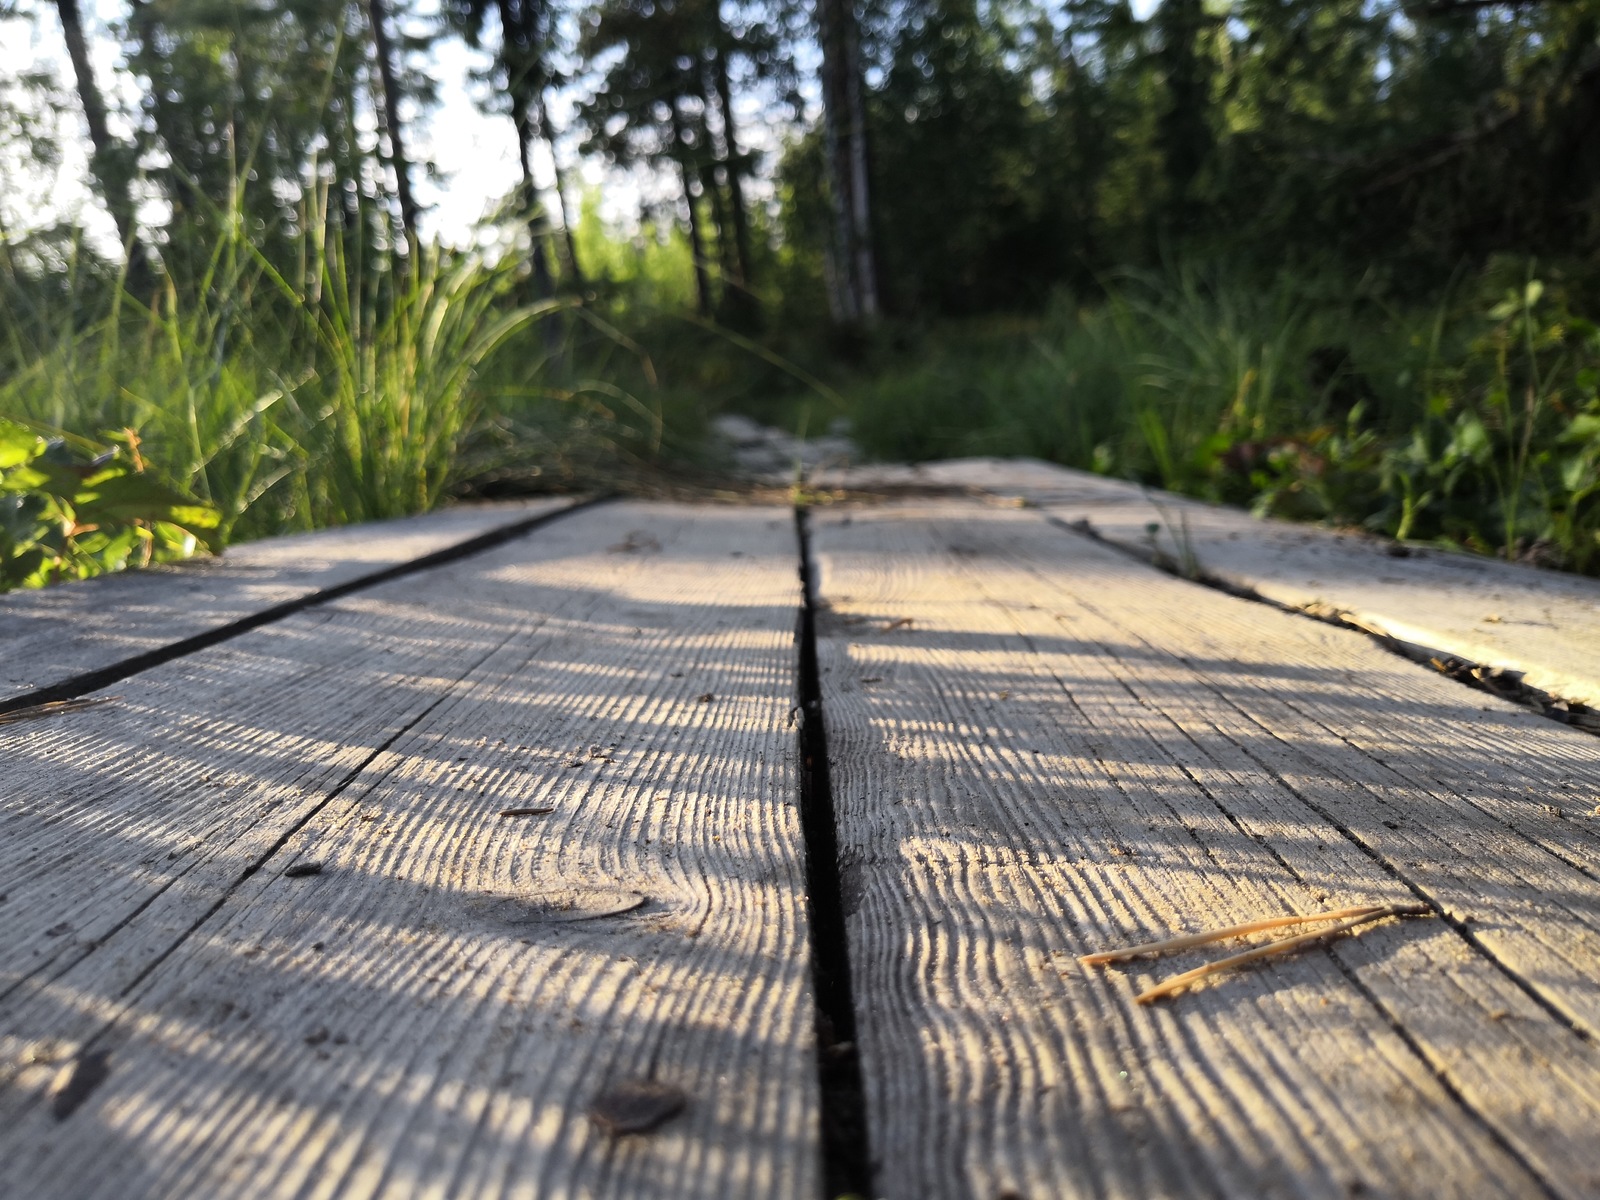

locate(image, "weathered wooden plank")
[[818, 456, 1600, 711], [811, 501, 1600, 1200], [0, 502, 816, 1200], [0, 497, 578, 702]]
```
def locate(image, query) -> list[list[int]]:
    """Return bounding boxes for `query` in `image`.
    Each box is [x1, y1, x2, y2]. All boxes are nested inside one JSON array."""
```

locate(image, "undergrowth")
[[6, 222, 1599, 592], [0, 191, 690, 590], [776, 262, 1600, 575]]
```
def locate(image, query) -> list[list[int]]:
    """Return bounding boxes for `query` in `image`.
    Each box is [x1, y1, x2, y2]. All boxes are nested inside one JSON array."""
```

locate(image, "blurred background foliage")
[[4, 0, 1600, 588]]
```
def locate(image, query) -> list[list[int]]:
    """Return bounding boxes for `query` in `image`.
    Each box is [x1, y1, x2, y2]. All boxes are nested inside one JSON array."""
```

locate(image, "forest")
[[3, 0, 1600, 588]]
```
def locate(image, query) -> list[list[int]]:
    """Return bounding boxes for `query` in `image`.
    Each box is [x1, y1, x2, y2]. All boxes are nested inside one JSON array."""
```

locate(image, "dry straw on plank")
[[0, 695, 119, 727], [1082, 902, 1432, 1004]]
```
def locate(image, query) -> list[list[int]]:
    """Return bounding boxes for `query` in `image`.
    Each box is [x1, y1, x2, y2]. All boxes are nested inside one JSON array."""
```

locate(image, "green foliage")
[[776, 0, 1600, 316], [0, 420, 220, 591], [124, 0, 437, 267], [784, 263, 1600, 575], [11, 0, 1600, 593], [1372, 275, 1600, 571], [571, 192, 699, 316], [0, 182, 666, 578]]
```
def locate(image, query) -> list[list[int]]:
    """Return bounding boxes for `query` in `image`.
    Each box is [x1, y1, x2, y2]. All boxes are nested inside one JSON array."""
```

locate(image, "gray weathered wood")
[[0, 497, 577, 701], [817, 456, 1600, 710], [811, 500, 1600, 1200], [0, 502, 816, 1200]]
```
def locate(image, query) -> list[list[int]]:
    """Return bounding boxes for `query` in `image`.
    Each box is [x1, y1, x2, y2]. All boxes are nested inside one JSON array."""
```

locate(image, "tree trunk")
[[537, 93, 585, 289], [693, 98, 737, 286], [55, 0, 148, 274], [711, 44, 754, 290], [672, 101, 715, 318], [1155, 0, 1212, 232], [703, 159, 736, 284], [509, 90, 556, 297], [815, 0, 878, 322], [365, 0, 421, 249]]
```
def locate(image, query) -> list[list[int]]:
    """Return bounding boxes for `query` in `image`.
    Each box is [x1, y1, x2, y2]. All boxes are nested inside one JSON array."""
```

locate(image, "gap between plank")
[[1048, 513, 1600, 740], [0, 496, 603, 720], [1051, 510, 1600, 892], [794, 506, 875, 1200]]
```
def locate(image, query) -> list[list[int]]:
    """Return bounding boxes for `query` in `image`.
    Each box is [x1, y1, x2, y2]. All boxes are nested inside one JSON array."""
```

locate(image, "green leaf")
[[0, 546, 48, 590], [0, 422, 43, 470], [74, 473, 224, 553]]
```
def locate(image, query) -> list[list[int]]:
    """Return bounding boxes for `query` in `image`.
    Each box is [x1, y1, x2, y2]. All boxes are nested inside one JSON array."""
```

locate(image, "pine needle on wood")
[[1134, 903, 1431, 1005], [0, 695, 120, 727], [1078, 904, 1388, 966]]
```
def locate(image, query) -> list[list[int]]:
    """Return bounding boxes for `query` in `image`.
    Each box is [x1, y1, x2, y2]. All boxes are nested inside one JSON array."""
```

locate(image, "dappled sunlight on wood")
[[0, 500, 577, 703], [0, 503, 815, 1199], [814, 500, 1600, 1199]]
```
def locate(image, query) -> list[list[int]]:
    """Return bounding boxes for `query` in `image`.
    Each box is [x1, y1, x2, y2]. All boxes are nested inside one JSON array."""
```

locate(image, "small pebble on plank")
[[588, 1079, 688, 1136]]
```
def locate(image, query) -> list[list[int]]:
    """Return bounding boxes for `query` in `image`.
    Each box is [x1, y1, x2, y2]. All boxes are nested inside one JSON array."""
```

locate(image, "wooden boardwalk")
[[5, 471, 1600, 1199]]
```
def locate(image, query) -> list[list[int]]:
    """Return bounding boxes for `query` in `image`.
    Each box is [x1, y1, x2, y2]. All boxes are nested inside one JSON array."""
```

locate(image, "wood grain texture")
[[0, 502, 816, 1200], [819, 456, 1600, 710], [0, 497, 576, 701], [810, 501, 1600, 1200]]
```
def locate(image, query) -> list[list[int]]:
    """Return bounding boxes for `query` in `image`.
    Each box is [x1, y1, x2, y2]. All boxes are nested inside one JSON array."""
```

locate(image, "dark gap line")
[[1324, 951, 1562, 1198], [0, 495, 606, 719], [1104, 658, 1563, 1194], [793, 506, 874, 1200], [1045, 512, 1600, 741], [1041, 514, 1600, 888]]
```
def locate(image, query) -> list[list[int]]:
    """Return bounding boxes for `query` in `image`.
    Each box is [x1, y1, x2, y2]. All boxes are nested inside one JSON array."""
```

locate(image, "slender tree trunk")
[[710, 46, 754, 290], [672, 101, 714, 318], [536, 93, 585, 289], [815, 0, 878, 322], [1156, 0, 1211, 233], [817, 0, 856, 322], [694, 100, 737, 285], [509, 91, 556, 297], [55, 0, 148, 274], [842, 14, 877, 318], [365, 0, 421, 249]]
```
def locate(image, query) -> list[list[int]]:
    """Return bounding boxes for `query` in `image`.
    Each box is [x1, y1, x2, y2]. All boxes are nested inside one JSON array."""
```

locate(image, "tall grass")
[[0, 195, 585, 548]]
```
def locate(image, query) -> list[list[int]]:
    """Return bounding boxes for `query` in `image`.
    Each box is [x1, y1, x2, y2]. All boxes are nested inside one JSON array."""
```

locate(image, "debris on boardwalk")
[[1081, 903, 1434, 1004], [0, 695, 118, 726], [587, 1079, 688, 1136]]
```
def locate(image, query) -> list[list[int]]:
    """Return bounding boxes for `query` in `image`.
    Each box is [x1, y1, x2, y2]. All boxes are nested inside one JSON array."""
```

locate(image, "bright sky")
[[0, 0, 1162, 255], [0, 0, 617, 252]]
